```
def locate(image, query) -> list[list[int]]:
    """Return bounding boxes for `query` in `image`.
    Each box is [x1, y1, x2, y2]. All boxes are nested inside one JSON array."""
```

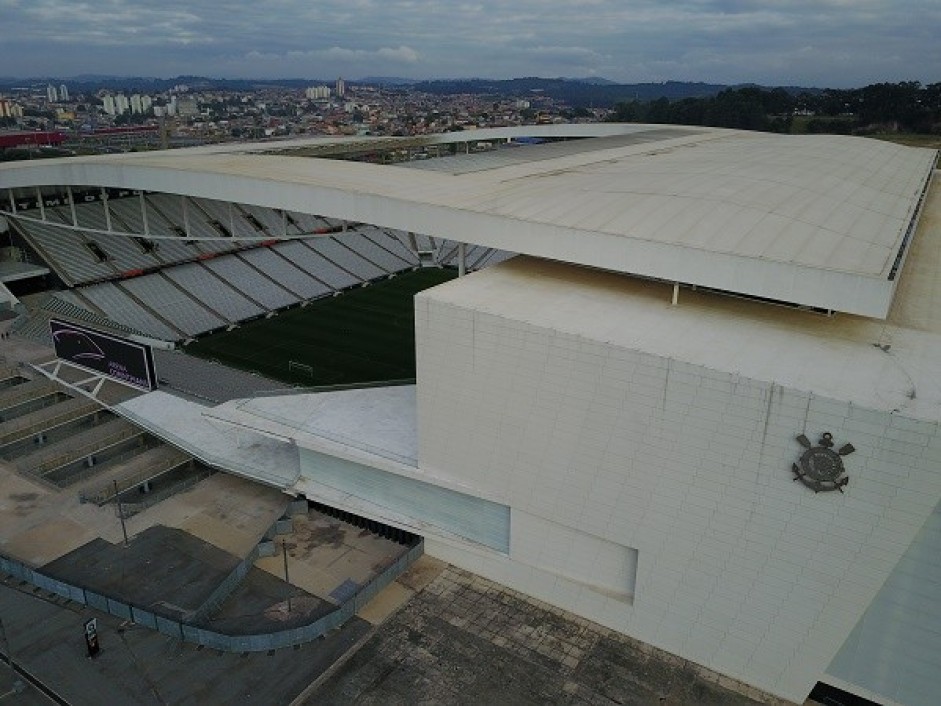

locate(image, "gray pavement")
[[306, 566, 790, 706], [0, 578, 371, 706]]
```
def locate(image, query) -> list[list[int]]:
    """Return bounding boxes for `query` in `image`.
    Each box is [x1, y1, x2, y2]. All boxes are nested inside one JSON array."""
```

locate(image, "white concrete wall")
[[414, 293, 941, 704]]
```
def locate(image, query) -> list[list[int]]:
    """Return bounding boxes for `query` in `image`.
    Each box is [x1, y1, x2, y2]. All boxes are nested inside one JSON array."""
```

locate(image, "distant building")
[[102, 95, 117, 116], [46, 84, 58, 103], [176, 97, 198, 116], [305, 85, 331, 100], [335, 77, 346, 98], [58, 84, 69, 102], [0, 99, 24, 118]]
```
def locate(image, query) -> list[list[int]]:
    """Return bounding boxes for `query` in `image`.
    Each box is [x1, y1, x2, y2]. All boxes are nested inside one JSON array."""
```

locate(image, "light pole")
[[114, 480, 129, 546], [282, 539, 292, 613]]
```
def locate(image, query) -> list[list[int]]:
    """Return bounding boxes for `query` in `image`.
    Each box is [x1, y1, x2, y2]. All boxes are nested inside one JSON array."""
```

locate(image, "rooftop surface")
[[417, 171, 941, 423], [211, 385, 419, 467], [3, 125, 935, 316]]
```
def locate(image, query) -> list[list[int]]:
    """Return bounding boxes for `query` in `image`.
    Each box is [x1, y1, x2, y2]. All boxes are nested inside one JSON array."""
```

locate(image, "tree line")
[[608, 82, 941, 135]]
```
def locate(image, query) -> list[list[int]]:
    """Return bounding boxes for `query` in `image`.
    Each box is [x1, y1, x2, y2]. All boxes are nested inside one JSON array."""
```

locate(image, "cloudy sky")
[[1, 0, 938, 87]]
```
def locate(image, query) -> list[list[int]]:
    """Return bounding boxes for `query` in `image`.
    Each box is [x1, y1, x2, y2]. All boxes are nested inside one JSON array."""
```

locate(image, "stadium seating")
[[107, 197, 198, 265], [285, 211, 335, 233], [272, 241, 360, 291], [203, 256, 299, 310], [191, 197, 258, 238], [121, 273, 227, 337], [357, 227, 420, 272], [239, 204, 301, 236], [11, 191, 516, 344], [145, 194, 236, 254], [163, 262, 265, 323], [14, 217, 117, 285], [237, 247, 332, 300], [78, 281, 180, 340], [309, 234, 386, 282]]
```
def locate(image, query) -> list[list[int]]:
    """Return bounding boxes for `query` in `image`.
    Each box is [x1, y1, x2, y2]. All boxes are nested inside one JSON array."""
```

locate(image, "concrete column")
[[101, 189, 112, 232], [139, 192, 150, 235], [458, 242, 466, 277], [66, 186, 77, 226]]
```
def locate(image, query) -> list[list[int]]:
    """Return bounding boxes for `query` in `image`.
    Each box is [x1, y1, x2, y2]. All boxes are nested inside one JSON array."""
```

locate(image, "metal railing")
[[0, 537, 423, 652]]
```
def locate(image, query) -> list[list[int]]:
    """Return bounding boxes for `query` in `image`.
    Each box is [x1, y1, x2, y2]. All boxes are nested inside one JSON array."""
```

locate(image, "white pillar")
[[101, 189, 112, 232], [181, 195, 190, 237], [139, 192, 150, 235], [66, 186, 78, 227], [36, 188, 45, 221], [672, 282, 679, 306]]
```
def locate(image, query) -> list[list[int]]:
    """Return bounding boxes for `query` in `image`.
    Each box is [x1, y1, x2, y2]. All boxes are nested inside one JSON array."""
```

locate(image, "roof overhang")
[[1, 124, 936, 318]]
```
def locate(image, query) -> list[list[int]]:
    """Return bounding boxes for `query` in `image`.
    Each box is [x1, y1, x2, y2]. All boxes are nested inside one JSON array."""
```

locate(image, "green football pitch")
[[185, 268, 457, 386]]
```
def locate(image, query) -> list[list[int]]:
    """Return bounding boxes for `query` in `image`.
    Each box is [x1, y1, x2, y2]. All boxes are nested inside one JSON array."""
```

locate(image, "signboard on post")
[[49, 319, 157, 391], [84, 618, 100, 658]]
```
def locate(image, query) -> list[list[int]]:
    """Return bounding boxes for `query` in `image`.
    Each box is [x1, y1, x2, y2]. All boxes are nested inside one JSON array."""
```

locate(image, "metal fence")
[[0, 537, 423, 652]]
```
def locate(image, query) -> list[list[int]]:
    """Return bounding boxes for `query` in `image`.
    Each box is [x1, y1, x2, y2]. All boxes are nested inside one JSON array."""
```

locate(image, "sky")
[[1, 0, 938, 88]]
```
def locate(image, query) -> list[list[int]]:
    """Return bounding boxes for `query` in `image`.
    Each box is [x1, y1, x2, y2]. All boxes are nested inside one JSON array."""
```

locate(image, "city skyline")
[[1, 0, 938, 88]]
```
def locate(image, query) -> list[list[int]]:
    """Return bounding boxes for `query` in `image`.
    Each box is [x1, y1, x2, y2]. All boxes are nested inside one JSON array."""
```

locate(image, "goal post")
[[288, 360, 314, 378]]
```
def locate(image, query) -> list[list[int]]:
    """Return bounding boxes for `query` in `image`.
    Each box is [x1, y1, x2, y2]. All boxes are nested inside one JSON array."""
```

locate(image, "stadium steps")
[[76, 443, 193, 505], [113, 280, 188, 341], [14, 416, 142, 477], [0, 396, 103, 449], [0, 379, 59, 417]]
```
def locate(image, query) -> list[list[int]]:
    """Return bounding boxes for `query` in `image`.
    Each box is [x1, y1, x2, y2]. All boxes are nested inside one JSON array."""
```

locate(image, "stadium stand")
[[7, 188, 515, 345], [72, 200, 110, 231], [358, 227, 420, 272], [192, 197, 257, 238], [163, 262, 265, 323], [107, 197, 198, 265], [13, 217, 117, 284], [310, 234, 386, 282], [145, 194, 235, 254], [204, 256, 299, 310], [239, 204, 300, 236], [78, 281, 181, 340], [285, 211, 335, 233], [237, 247, 332, 300], [82, 230, 162, 273], [477, 249, 516, 268], [272, 240, 360, 291], [120, 273, 227, 337]]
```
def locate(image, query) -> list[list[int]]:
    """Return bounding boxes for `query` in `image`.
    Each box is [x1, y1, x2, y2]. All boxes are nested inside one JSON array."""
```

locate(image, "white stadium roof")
[[1, 124, 936, 317]]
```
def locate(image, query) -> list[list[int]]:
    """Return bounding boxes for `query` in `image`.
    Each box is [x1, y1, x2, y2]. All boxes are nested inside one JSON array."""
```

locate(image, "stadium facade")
[[1, 125, 939, 705]]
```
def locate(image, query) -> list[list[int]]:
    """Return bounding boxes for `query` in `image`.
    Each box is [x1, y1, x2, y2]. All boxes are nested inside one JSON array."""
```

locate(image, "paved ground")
[[307, 565, 789, 706], [0, 578, 371, 706], [255, 509, 409, 605]]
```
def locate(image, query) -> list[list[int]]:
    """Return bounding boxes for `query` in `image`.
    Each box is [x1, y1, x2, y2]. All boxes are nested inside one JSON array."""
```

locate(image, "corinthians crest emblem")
[[792, 432, 854, 493]]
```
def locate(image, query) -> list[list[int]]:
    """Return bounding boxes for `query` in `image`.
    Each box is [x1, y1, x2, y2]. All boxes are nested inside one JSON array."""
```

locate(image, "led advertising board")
[[49, 319, 157, 391]]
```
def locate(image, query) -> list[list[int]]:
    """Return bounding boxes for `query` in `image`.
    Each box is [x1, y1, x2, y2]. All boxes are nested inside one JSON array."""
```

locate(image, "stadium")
[[0, 123, 939, 705]]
